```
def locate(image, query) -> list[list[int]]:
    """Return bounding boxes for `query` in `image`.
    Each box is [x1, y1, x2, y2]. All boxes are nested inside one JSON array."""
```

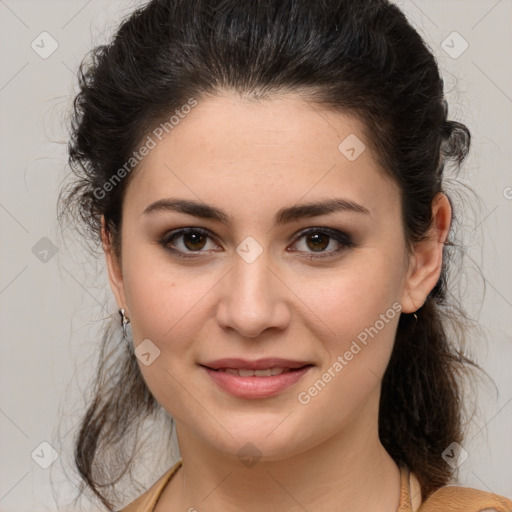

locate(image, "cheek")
[[121, 251, 212, 420], [295, 284, 401, 422], [121, 241, 211, 345], [306, 252, 403, 334], [297, 252, 404, 382]]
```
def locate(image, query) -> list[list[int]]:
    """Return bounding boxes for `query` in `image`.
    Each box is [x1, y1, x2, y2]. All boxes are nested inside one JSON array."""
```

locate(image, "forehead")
[[123, 92, 400, 222]]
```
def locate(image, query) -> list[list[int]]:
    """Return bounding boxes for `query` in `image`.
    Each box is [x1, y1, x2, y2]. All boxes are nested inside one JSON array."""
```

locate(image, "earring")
[[119, 308, 130, 339], [413, 312, 418, 322]]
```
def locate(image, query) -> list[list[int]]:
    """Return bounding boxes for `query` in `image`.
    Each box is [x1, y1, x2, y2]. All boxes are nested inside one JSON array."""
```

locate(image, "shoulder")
[[117, 460, 183, 512], [418, 484, 512, 511]]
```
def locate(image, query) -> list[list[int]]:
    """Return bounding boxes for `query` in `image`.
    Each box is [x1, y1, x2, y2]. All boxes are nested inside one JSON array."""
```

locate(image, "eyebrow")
[[143, 197, 370, 225]]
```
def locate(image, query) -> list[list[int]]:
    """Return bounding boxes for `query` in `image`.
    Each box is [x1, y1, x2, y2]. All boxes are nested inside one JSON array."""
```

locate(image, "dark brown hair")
[[58, 0, 479, 509]]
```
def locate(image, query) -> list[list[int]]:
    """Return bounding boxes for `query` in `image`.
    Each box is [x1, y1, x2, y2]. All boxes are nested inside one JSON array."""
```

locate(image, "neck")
[[160, 414, 402, 511]]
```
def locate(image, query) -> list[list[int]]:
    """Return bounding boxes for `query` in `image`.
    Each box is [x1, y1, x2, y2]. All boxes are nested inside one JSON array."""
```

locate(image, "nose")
[[215, 250, 291, 338]]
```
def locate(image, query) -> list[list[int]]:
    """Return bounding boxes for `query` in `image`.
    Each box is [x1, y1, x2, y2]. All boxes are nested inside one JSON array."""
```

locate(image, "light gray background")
[[0, 1, 511, 510]]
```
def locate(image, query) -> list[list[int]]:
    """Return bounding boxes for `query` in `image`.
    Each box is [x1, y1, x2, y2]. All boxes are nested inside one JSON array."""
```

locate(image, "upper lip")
[[200, 358, 313, 370]]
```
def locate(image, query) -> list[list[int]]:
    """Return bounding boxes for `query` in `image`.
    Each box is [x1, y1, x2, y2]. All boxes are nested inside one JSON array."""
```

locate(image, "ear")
[[400, 193, 452, 314], [101, 215, 127, 311]]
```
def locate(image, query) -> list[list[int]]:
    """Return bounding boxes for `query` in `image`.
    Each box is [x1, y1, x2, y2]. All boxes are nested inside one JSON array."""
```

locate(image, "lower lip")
[[202, 366, 313, 399]]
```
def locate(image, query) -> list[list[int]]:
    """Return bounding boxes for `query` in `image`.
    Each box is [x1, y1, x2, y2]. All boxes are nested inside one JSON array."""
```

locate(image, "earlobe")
[[101, 215, 127, 311], [400, 193, 452, 314]]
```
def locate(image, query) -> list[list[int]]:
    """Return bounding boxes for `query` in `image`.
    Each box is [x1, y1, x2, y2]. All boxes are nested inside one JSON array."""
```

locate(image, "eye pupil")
[[307, 233, 329, 251], [184, 232, 206, 250]]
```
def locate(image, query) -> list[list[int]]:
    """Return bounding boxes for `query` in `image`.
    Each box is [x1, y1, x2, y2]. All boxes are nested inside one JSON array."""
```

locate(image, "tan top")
[[120, 459, 512, 512]]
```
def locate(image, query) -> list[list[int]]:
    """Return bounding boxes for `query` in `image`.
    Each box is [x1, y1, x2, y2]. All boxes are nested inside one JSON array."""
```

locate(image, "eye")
[[159, 227, 220, 257], [159, 226, 354, 260], [289, 227, 354, 259]]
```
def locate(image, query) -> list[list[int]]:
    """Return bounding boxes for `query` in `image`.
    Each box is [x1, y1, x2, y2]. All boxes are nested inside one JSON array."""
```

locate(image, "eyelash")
[[158, 226, 355, 260]]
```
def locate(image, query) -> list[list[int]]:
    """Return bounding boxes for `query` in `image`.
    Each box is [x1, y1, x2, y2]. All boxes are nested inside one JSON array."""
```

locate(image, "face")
[[104, 91, 445, 462]]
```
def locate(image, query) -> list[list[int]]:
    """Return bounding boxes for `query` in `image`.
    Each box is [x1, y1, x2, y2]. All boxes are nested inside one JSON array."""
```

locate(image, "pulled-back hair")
[[58, 0, 478, 509]]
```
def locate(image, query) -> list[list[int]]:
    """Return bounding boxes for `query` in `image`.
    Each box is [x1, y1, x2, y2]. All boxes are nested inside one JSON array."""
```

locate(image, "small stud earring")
[[119, 308, 130, 339]]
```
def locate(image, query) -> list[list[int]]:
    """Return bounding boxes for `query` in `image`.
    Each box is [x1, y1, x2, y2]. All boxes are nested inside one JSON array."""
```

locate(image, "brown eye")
[[159, 227, 218, 257], [289, 227, 354, 259], [182, 232, 207, 251], [305, 232, 330, 252]]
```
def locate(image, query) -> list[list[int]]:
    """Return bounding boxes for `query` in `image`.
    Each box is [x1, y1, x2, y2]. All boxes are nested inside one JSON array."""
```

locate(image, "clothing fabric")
[[119, 459, 512, 512]]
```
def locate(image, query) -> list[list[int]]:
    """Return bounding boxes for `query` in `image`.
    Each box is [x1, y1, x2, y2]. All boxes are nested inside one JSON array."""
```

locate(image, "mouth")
[[199, 358, 314, 399], [201, 366, 312, 377]]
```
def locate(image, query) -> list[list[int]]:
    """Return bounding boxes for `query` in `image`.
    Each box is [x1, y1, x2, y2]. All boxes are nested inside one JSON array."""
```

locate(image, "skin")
[[102, 91, 451, 511]]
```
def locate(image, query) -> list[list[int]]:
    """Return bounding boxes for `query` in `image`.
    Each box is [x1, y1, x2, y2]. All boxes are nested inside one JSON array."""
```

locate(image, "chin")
[[198, 418, 316, 464]]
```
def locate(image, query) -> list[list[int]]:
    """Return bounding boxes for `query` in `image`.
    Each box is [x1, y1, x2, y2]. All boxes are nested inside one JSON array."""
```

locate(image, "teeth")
[[255, 369, 272, 377], [217, 367, 289, 377], [239, 368, 256, 377]]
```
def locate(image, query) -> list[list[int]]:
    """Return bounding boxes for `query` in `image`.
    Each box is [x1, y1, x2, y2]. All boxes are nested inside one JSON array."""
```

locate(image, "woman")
[[58, 0, 512, 510]]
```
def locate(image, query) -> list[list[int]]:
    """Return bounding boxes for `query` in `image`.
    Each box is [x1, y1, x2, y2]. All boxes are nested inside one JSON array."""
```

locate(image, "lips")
[[201, 357, 312, 371], [216, 367, 292, 377], [199, 358, 314, 399]]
